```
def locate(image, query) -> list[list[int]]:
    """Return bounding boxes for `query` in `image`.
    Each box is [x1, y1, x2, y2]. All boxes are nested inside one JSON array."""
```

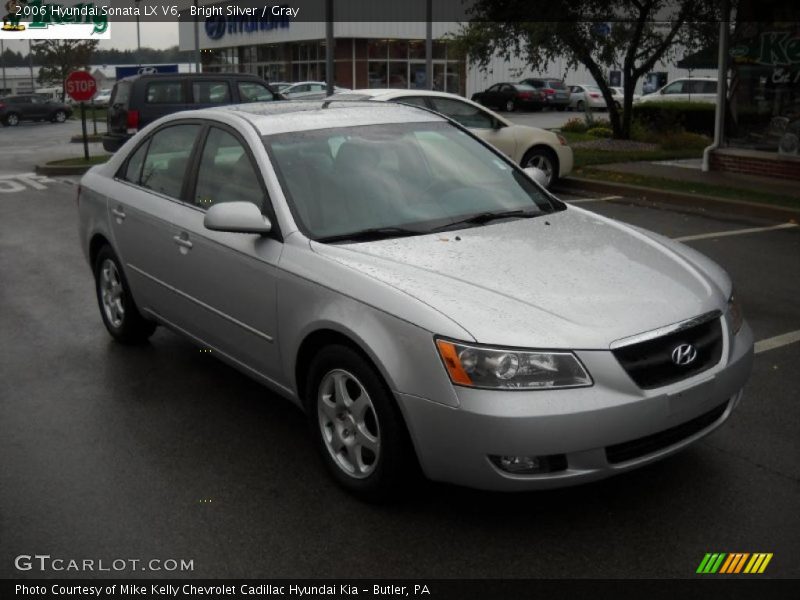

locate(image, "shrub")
[[660, 131, 712, 150], [562, 117, 588, 133], [587, 127, 613, 138], [632, 101, 715, 136]]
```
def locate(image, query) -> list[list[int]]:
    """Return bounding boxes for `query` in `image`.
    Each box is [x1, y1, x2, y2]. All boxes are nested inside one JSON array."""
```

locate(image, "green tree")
[[456, 1, 722, 138], [32, 39, 98, 91]]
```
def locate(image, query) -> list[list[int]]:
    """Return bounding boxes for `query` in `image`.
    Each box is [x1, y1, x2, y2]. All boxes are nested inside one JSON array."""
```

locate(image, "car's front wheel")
[[3, 112, 20, 126], [94, 245, 156, 343], [522, 147, 558, 188], [52, 110, 67, 123], [306, 344, 415, 500]]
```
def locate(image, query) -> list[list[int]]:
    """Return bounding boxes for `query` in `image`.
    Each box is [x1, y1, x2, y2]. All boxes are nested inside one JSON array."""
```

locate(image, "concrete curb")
[[35, 163, 94, 176], [70, 134, 105, 143], [553, 177, 800, 223]]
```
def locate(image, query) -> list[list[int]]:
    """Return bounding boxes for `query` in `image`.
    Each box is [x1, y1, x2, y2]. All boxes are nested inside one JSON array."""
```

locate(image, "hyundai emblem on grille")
[[671, 343, 698, 366]]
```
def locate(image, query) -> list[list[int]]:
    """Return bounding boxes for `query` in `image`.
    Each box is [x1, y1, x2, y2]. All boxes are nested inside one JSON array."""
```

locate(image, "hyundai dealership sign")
[[204, 14, 290, 41]]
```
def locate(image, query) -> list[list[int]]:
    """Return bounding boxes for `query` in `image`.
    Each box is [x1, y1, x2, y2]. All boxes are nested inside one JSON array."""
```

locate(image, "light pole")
[[193, 0, 200, 73], [1, 39, 6, 95], [135, 0, 141, 66], [28, 39, 34, 92]]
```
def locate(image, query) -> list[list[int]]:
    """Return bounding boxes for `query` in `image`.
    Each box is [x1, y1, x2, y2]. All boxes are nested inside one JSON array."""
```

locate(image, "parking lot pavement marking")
[[754, 329, 800, 354], [0, 172, 59, 193], [565, 195, 623, 204], [673, 222, 797, 242]]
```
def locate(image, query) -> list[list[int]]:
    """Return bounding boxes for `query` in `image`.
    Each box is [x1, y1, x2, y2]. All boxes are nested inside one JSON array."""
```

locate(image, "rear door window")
[[146, 81, 185, 104], [429, 97, 494, 129], [110, 81, 130, 106], [140, 124, 200, 198], [237, 81, 274, 102], [662, 81, 685, 95], [192, 81, 231, 104]]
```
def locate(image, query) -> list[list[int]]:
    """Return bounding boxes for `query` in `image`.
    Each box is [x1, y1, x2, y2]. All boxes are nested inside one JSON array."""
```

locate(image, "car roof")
[[118, 72, 266, 84], [342, 89, 465, 100], [180, 100, 445, 136]]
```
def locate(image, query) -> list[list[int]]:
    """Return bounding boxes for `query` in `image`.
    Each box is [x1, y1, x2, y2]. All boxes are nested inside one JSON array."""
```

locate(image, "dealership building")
[[177, 8, 798, 179], [176, 19, 712, 97]]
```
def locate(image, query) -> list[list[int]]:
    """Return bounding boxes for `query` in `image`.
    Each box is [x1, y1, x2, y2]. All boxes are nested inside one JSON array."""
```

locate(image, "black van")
[[103, 73, 283, 152]]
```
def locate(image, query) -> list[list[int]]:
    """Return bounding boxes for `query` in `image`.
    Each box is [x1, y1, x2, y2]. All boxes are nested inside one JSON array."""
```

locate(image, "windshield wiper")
[[316, 226, 426, 244], [431, 209, 538, 232]]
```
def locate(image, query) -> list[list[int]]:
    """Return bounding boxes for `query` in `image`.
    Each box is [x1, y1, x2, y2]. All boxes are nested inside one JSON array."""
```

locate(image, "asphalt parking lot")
[[1, 121, 799, 580]]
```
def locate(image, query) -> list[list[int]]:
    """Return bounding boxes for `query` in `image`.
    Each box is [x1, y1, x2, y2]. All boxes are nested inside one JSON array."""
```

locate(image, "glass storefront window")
[[389, 40, 408, 60], [389, 62, 408, 88], [368, 62, 388, 88], [433, 41, 447, 60], [726, 23, 800, 156], [408, 40, 425, 60], [368, 40, 388, 60]]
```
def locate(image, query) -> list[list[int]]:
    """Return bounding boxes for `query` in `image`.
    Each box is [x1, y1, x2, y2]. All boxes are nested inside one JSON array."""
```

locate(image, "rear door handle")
[[111, 207, 126, 221], [173, 234, 193, 250]]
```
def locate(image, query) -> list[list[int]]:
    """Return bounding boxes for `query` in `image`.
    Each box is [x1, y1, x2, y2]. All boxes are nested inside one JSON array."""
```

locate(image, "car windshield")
[[264, 122, 559, 242]]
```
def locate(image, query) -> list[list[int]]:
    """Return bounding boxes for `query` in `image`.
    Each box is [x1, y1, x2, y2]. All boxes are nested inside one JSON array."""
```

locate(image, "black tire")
[[4, 112, 20, 126], [577, 100, 585, 111], [305, 344, 416, 501], [522, 146, 559, 188], [52, 110, 67, 123], [93, 245, 156, 344], [505, 99, 516, 112], [557, 105, 567, 112]]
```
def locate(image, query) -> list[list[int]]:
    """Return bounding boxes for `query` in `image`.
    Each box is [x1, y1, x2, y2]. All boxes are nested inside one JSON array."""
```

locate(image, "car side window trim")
[[184, 122, 283, 242]]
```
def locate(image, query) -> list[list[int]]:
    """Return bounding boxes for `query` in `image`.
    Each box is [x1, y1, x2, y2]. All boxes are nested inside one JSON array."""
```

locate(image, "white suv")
[[637, 78, 718, 104]]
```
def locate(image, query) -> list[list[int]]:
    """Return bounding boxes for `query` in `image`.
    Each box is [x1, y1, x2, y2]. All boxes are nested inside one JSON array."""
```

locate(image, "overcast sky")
[[2, 22, 180, 55]]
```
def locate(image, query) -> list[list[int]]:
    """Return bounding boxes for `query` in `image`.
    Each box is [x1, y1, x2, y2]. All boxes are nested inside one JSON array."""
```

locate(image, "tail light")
[[518, 91, 533, 99], [126, 109, 139, 132], [0, 102, 5, 109], [589, 93, 600, 98], [544, 88, 556, 95]]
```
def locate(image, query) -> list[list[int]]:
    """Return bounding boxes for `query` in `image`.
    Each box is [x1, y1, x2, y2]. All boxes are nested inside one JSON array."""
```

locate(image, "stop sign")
[[65, 71, 97, 103]]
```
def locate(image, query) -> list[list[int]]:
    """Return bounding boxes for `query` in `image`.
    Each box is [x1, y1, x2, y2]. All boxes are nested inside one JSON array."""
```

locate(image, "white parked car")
[[282, 81, 349, 100], [92, 88, 113, 108], [568, 84, 607, 111], [610, 87, 641, 108], [334, 89, 573, 188], [636, 78, 718, 105]]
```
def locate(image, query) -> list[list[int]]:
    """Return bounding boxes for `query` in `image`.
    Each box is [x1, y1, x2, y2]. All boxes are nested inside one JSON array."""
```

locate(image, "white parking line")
[[674, 223, 797, 242], [567, 195, 623, 204], [755, 330, 800, 354]]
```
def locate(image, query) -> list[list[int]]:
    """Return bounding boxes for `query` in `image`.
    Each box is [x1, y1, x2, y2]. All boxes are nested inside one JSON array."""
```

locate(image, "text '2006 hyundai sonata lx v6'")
[[77, 101, 753, 498]]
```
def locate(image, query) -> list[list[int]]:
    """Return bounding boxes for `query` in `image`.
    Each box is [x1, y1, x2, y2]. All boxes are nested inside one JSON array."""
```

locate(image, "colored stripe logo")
[[697, 552, 773, 574]]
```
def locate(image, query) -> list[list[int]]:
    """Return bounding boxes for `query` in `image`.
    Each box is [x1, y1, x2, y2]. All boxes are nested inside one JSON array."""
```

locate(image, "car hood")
[[311, 208, 728, 349]]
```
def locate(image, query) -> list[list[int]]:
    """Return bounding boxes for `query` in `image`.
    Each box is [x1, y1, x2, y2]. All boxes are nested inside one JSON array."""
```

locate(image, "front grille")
[[606, 402, 728, 464], [613, 317, 723, 389]]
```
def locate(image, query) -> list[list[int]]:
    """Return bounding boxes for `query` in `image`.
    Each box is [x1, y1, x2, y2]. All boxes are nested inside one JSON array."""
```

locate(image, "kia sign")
[[65, 71, 97, 103]]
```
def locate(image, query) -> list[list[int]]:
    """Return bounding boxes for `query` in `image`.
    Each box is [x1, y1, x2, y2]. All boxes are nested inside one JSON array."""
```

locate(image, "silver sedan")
[[78, 101, 753, 499]]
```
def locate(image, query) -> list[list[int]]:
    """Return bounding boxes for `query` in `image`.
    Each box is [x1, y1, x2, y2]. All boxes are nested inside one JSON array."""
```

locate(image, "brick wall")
[[710, 150, 800, 181]]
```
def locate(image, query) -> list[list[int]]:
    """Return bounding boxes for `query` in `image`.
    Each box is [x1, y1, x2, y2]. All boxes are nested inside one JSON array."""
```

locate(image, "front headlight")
[[435, 339, 592, 390], [728, 289, 744, 334]]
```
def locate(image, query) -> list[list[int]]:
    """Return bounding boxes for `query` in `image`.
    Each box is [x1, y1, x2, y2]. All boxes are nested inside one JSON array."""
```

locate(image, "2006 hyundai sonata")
[[78, 101, 753, 498]]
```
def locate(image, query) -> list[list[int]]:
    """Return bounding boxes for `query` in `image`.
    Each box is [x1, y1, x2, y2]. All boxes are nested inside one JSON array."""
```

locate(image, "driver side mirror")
[[204, 202, 272, 234], [523, 167, 549, 187]]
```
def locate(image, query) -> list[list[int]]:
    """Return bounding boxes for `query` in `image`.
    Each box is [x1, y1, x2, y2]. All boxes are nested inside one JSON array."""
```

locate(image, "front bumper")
[[397, 322, 753, 491]]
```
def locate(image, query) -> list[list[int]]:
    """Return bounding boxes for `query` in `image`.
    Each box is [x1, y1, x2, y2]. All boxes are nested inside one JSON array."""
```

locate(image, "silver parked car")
[[78, 101, 753, 498]]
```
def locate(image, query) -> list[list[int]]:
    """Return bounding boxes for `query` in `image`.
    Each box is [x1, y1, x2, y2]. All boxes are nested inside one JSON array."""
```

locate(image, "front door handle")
[[173, 234, 193, 251], [111, 207, 126, 221]]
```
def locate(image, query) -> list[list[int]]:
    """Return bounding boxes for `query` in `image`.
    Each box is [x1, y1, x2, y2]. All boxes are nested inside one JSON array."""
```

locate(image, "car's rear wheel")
[[52, 110, 67, 123], [94, 246, 156, 344], [505, 99, 516, 112], [557, 105, 567, 112], [3, 112, 20, 126], [522, 147, 558, 188], [305, 344, 415, 501], [577, 100, 585, 111]]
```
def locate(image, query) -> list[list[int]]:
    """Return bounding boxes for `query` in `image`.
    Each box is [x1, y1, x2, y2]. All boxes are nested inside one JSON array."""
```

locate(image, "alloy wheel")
[[317, 369, 381, 479], [505, 100, 515, 112], [99, 258, 125, 328], [54, 111, 66, 123], [6, 113, 19, 126], [525, 153, 554, 187]]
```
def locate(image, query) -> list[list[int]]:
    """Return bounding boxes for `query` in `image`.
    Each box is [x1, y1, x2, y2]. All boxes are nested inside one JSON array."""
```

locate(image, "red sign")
[[65, 71, 97, 103]]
